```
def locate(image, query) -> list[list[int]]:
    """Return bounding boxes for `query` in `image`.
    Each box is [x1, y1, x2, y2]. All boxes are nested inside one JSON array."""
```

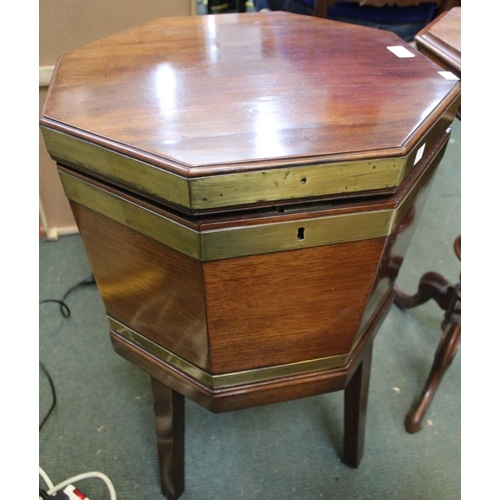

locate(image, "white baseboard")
[[39, 66, 55, 87]]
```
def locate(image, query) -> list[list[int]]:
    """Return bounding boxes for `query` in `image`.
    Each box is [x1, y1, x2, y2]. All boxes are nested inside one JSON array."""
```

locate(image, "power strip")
[[62, 485, 90, 500], [39, 467, 114, 500]]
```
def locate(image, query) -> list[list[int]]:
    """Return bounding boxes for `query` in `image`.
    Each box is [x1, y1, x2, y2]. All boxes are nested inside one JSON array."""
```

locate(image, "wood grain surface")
[[70, 201, 211, 371], [204, 238, 385, 373]]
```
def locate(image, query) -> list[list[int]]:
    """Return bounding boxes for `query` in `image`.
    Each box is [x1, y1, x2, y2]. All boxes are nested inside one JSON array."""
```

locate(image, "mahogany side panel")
[[70, 201, 211, 371], [203, 238, 386, 374]]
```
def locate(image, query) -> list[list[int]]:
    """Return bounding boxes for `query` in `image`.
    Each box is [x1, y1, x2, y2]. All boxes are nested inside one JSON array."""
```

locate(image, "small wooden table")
[[415, 6, 461, 78], [40, 12, 460, 498], [396, 6, 461, 433]]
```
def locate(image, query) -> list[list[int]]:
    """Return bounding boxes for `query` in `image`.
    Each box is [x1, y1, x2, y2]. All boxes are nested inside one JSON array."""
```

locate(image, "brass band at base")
[[109, 317, 352, 389]]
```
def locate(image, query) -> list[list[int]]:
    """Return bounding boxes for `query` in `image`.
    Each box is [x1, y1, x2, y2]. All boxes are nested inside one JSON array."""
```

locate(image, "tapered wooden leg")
[[150, 377, 185, 500], [405, 320, 461, 433], [343, 342, 373, 468]]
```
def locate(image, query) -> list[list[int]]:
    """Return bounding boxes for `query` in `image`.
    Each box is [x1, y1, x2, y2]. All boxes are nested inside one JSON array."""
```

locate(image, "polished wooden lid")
[[41, 12, 460, 212]]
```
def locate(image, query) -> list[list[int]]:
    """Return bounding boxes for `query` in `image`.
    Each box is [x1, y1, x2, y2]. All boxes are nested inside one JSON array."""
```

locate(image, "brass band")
[[41, 126, 191, 208], [60, 169, 396, 261], [41, 100, 456, 212], [109, 317, 350, 389]]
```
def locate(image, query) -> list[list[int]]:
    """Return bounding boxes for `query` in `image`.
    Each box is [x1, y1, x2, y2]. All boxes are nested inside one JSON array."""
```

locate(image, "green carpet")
[[39, 120, 460, 499]]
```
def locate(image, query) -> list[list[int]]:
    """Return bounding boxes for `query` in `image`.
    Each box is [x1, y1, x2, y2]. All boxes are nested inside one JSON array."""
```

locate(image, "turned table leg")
[[395, 235, 461, 433], [394, 271, 454, 310], [343, 341, 373, 468], [405, 319, 461, 433], [151, 377, 185, 500]]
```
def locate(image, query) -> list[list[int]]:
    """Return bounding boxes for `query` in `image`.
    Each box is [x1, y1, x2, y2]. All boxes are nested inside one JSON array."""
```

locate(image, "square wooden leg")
[[151, 377, 185, 499], [343, 342, 373, 468]]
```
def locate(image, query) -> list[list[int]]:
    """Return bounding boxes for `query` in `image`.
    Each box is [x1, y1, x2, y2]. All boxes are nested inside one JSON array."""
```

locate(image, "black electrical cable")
[[39, 299, 71, 318], [39, 361, 57, 432], [39, 275, 96, 318], [61, 275, 96, 302], [39, 275, 97, 430], [39, 275, 117, 498]]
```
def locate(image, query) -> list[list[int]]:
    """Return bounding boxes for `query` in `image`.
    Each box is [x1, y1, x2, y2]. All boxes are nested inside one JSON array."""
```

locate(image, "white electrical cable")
[[39, 466, 117, 500], [39, 466, 55, 491]]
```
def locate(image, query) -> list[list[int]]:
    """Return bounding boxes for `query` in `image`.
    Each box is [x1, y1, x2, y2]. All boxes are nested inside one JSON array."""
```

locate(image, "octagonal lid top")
[[41, 12, 460, 212]]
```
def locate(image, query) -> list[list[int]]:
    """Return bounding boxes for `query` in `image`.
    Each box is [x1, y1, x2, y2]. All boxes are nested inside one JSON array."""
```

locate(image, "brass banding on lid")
[[42, 101, 456, 213]]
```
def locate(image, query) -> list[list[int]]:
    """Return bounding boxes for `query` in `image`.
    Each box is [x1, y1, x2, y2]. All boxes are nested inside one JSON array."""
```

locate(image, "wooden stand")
[[151, 341, 375, 499]]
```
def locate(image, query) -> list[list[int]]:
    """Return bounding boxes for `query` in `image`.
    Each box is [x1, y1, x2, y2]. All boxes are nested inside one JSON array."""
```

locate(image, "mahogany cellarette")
[[40, 12, 461, 499]]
